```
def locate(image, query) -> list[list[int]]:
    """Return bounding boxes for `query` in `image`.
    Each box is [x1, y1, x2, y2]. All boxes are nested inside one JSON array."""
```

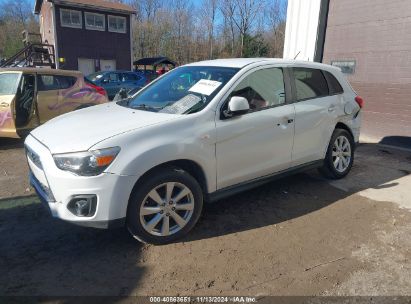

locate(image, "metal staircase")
[[0, 31, 56, 69]]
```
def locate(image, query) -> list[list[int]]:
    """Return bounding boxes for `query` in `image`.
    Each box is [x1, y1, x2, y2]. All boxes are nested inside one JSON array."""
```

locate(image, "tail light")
[[86, 82, 107, 97], [355, 96, 364, 108]]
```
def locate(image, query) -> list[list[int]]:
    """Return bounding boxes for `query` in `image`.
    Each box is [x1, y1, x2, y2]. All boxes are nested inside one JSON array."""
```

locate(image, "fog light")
[[67, 195, 97, 217]]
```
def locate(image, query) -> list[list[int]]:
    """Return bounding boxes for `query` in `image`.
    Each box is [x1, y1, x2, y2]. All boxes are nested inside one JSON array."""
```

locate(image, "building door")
[[78, 58, 95, 76], [100, 60, 116, 72]]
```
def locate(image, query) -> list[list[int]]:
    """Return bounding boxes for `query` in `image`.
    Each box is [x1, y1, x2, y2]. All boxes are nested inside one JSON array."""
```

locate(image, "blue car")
[[86, 70, 148, 100]]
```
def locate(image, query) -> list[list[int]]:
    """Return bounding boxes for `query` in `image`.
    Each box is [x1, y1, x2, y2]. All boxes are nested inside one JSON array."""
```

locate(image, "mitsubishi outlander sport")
[[25, 59, 363, 244]]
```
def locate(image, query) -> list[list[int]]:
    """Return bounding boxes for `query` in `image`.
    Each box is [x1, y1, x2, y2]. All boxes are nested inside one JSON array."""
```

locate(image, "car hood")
[[31, 103, 179, 154]]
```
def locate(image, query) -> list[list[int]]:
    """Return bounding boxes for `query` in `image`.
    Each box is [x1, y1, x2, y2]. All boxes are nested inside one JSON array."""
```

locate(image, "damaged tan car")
[[0, 68, 108, 138]]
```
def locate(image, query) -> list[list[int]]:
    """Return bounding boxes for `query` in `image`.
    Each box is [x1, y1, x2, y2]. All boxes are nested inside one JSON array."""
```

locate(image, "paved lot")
[[0, 138, 410, 296]]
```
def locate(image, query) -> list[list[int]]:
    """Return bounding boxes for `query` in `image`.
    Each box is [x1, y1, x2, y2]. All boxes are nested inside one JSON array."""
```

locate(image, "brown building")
[[34, 0, 135, 75], [321, 0, 411, 142]]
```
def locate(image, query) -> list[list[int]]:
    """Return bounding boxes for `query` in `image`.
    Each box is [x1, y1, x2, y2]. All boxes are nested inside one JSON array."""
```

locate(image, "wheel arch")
[[128, 159, 209, 205], [323, 121, 356, 158], [335, 121, 354, 139]]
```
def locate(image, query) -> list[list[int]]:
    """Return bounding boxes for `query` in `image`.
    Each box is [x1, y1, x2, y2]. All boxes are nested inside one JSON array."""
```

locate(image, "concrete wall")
[[322, 0, 411, 140], [283, 0, 321, 61]]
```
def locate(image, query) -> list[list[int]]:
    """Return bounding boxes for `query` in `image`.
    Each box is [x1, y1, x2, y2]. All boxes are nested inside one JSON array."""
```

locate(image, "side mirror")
[[225, 96, 250, 118]]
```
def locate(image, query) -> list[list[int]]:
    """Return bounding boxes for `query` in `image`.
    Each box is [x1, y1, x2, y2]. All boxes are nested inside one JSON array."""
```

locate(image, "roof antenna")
[[293, 51, 301, 60]]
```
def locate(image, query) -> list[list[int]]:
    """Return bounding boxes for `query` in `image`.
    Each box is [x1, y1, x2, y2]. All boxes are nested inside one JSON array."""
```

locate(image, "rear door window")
[[108, 73, 120, 82], [38, 75, 77, 91], [55, 76, 77, 89], [292, 68, 329, 101], [123, 73, 142, 82]]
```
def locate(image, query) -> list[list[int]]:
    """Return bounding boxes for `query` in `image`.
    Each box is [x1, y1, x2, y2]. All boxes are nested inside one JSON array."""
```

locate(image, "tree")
[[243, 34, 269, 57], [0, 0, 39, 59], [201, 0, 219, 59], [128, 0, 287, 63], [231, 0, 264, 56]]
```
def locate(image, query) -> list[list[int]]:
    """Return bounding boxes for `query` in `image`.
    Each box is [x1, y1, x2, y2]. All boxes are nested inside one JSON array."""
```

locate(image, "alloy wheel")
[[139, 182, 195, 237], [332, 135, 352, 173]]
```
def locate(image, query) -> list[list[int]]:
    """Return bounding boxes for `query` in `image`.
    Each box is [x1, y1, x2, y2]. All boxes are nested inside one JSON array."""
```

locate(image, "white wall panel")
[[283, 0, 321, 61]]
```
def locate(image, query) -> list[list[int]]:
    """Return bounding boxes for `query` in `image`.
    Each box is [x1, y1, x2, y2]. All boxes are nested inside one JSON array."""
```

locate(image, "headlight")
[[53, 147, 120, 176]]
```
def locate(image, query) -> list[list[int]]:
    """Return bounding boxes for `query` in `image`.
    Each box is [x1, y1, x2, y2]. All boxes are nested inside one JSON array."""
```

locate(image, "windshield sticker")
[[188, 79, 222, 96], [160, 94, 202, 114]]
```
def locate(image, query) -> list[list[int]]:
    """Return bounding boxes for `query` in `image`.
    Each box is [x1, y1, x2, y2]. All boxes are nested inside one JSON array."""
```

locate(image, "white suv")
[[25, 59, 363, 244]]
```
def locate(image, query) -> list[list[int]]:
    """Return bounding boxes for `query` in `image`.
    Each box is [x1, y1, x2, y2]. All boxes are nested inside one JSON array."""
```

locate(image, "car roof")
[[185, 58, 341, 72], [96, 70, 136, 73], [0, 67, 83, 76]]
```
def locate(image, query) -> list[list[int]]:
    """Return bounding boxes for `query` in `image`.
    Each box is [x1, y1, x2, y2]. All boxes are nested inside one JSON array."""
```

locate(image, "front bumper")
[[25, 135, 137, 229]]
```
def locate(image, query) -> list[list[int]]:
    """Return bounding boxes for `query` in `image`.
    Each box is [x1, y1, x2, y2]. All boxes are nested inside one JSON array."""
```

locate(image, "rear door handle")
[[328, 105, 336, 112], [277, 118, 294, 126], [0, 102, 9, 108]]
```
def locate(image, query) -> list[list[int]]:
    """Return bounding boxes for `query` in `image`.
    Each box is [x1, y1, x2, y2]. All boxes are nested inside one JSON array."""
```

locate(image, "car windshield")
[[87, 72, 105, 82], [0, 73, 21, 96], [118, 66, 239, 114]]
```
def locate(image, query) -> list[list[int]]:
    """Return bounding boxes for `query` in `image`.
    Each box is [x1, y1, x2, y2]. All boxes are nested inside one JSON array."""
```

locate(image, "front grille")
[[25, 145, 43, 169]]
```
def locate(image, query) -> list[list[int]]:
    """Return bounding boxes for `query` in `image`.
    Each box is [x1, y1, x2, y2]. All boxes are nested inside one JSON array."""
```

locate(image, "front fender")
[[93, 113, 217, 193]]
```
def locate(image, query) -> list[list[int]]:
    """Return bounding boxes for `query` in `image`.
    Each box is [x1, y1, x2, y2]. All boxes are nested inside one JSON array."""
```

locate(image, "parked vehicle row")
[[24, 58, 363, 244]]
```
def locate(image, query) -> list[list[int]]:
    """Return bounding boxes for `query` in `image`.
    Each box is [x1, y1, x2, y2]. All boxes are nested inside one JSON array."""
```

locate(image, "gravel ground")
[[0, 138, 410, 297]]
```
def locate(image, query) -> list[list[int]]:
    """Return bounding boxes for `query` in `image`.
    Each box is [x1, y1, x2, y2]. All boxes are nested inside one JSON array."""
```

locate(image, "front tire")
[[319, 129, 355, 179], [127, 167, 203, 245]]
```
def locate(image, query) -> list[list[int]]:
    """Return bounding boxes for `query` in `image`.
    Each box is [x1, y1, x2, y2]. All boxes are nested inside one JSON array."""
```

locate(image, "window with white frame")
[[108, 15, 126, 33], [85, 12, 105, 31], [60, 9, 82, 28]]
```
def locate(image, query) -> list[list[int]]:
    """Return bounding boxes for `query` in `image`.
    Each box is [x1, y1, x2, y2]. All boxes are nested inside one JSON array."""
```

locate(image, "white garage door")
[[78, 58, 95, 76], [100, 60, 116, 71]]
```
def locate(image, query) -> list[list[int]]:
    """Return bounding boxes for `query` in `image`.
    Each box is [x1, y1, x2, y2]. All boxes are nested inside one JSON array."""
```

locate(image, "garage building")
[[34, 0, 135, 75]]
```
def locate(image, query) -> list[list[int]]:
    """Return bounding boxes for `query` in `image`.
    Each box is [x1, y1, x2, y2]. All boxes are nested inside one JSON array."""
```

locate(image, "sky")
[[0, 0, 288, 13]]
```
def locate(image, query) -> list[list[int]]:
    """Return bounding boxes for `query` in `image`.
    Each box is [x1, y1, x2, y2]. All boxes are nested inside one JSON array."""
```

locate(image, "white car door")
[[215, 67, 295, 189], [291, 67, 340, 166]]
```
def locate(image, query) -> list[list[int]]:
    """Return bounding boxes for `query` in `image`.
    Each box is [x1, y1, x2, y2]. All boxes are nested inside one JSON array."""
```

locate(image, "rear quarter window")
[[292, 68, 329, 101], [323, 71, 344, 95]]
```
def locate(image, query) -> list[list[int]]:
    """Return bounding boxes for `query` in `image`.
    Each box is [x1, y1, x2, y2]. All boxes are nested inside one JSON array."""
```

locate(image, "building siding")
[[322, 0, 411, 140], [54, 4, 132, 72]]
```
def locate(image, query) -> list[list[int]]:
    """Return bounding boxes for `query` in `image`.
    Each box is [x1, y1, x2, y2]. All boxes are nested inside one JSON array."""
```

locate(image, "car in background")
[[0, 68, 108, 138], [135, 69, 159, 83], [87, 71, 148, 100]]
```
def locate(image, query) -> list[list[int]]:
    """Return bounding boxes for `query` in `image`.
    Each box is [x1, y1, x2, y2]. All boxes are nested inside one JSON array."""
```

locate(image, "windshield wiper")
[[131, 104, 161, 112]]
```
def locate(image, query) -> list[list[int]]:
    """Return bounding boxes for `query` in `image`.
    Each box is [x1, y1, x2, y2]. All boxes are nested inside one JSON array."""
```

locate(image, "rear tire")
[[127, 167, 203, 245], [319, 128, 355, 179]]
